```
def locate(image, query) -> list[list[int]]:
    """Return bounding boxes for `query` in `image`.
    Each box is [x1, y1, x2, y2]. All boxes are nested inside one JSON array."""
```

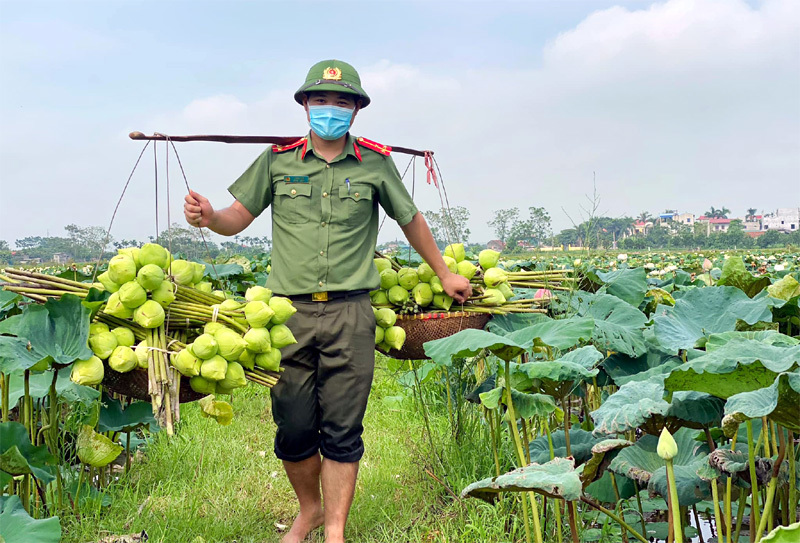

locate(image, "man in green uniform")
[[184, 59, 470, 543]]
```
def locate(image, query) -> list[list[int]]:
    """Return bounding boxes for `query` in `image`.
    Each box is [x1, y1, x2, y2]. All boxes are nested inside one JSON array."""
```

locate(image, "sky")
[[1, 0, 798, 249]]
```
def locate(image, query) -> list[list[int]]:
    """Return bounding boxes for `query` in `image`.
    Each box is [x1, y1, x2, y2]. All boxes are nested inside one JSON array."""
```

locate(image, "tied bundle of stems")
[[146, 325, 178, 435]]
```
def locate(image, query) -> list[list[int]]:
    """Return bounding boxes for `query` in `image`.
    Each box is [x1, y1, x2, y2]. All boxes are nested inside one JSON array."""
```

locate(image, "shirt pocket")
[[337, 183, 374, 227], [273, 183, 313, 224]]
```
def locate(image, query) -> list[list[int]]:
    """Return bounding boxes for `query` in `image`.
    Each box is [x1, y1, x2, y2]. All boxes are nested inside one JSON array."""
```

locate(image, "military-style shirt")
[[229, 133, 418, 295]]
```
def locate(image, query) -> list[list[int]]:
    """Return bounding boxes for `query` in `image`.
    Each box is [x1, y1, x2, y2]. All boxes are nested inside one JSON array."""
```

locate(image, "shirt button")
[[322, 192, 328, 198], [319, 281, 324, 287], [354, 192, 359, 198], [321, 221, 326, 227], [290, 189, 297, 195], [320, 250, 324, 256], [326, 164, 330, 169]]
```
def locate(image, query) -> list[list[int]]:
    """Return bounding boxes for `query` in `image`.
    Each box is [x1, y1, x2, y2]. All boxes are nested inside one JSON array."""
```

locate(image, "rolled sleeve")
[[228, 148, 274, 218], [376, 156, 418, 227]]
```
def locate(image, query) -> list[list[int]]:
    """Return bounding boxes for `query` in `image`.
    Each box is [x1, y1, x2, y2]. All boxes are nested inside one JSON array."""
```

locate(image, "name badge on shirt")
[[284, 176, 310, 184]]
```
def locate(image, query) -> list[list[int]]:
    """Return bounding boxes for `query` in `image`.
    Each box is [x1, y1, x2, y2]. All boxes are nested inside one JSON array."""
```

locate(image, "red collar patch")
[[272, 137, 307, 155], [356, 137, 392, 156]]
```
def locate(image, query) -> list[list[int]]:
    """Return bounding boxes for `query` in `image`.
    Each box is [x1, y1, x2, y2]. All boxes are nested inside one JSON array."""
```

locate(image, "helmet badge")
[[322, 67, 342, 81]]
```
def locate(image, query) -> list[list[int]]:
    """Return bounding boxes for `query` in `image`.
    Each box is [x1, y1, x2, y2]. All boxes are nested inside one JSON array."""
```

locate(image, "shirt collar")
[[303, 132, 362, 163]]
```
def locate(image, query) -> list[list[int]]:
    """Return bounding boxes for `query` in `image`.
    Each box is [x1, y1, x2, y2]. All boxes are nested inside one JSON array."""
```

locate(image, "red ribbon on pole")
[[424, 151, 438, 188]]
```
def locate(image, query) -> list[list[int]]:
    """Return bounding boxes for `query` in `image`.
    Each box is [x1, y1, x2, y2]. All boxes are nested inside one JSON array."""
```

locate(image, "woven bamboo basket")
[[377, 311, 492, 360], [102, 367, 205, 404]]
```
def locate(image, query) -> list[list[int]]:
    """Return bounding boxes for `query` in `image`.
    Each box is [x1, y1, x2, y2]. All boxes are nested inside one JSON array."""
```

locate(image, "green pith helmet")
[[294, 59, 371, 108]]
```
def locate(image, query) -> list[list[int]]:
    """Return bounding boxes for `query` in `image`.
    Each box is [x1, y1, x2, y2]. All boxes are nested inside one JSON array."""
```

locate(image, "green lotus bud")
[[478, 249, 501, 270], [134, 340, 149, 369], [172, 347, 201, 377], [212, 290, 226, 299], [412, 283, 433, 307], [103, 291, 133, 319], [379, 269, 399, 290], [202, 322, 225, 336], [442, 256, 458, 274], [497, 282, 515, 301], [117, 247, 141, 268], [433, 293, 453, 311], [255, 349, 282, 372], [89, 331, 118, 359], [71, 356, 104, 386], [397, 268, 419, 290], [89, 322, 109, 336], [269, 296, 297, 325], [191, 261, 206, 284], [270, 324, 297, 349], [139, 243, 169, 269], [238, 349, 256, 370], [133, 300, 165, 329], [97, 271, 120, 293], [483, 288, 506, 305], [192, 333, 218, 360], [189, 375, 216, 395], [657, 427, 678, 461], [417, 262, 435, 283], [375, 308, 397, 328], [370, 290, 389, 305], [200, 355, 228, 381], [457, 260, 477, 280], [430, 276, 444, 294], [374, 258, 392, 274], [219, 361, 247, 390], [375, 326, 384, 345], [244, 327, 272, 353], [195, 281, 213, 294], [483, 267, 508, 287], [721, 413, 747, 438], [118, 281, 147, 309], [111, 326, 136, 347], [108, 346, 137, 373], [136, 263, 164, 291], [214, 328, 247, 362], [388, 285, 409, 305], [245, 285, 273, 303], [218, 299, 242, 312], [151, 281, 176, 308], [384, 326, 406, 350], [378, 341, 392, 352], [444, 243, 466, 263], [170, 259, 195, 286], [108, 254, 137, 284], [244, 301, 275, 328]]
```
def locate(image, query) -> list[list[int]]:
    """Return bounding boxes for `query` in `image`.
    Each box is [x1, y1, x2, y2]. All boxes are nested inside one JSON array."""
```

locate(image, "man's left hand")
[[441, 272, 471, 304]]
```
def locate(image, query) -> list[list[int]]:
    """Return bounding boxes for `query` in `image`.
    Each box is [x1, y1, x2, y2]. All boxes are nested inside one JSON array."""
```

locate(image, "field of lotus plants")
[[0, 246, 798, 542]]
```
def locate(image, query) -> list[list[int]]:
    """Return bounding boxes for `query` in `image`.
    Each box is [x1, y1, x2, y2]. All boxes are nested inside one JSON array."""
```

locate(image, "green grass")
[[61, 358, 524, 543]]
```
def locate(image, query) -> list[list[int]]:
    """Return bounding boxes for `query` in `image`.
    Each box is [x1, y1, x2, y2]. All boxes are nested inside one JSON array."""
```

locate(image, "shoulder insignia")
[[356, 137, 392, 156], [272, 137, 307, 154]]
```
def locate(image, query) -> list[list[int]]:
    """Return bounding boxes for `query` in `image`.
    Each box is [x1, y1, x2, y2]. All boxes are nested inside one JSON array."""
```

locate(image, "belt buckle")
[[312, 291, 329, 302]]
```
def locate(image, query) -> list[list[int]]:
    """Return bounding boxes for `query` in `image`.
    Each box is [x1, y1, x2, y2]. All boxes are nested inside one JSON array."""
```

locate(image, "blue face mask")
[[308, 105, 354, 140]]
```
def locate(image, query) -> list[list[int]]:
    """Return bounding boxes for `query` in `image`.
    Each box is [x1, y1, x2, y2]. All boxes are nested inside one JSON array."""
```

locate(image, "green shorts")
[[270, 292, 376, 463]]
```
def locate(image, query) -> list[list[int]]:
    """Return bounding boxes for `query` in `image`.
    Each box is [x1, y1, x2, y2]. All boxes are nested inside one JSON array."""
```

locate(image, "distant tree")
[[705, 206, 731, 219], [528, 207, 552, 246], [747, 208, 758, 220], [487, 208, 519, 244], [0, 240, 9, 251], [757, 230, 784, 248], [637, 211, 652, 223], [157, 223, 216, 260], [424, 207, 471, 248]]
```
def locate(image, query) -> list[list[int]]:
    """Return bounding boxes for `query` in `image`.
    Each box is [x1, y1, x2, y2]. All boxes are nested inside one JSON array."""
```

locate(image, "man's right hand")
[[184, 190, 214, 228]]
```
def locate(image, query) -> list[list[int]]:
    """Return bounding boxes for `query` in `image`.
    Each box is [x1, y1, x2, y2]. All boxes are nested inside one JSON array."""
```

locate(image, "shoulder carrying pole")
[[129, 131, 431, 157]]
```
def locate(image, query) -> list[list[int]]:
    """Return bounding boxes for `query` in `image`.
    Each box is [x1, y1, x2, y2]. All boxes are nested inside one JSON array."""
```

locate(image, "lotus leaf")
[[717, 256, 771, 298], [97, 395, 155, 433], [528, 429, 603, 465], [424, 328, 531, 364], [0, 422, 57, 483], [596, 267, 648, 307], [723, 371, 800, 431], [761, 522, 800, 543], [653, 286, 774, 352], [198, 395, 234, 425], [0, 495, 61, 543], [706, 330, 799, 350], [767, 275, 800, 301], [76, 424, 123, 467], [609, 428, 710, 506], [592, 379, 671, 436], [461, 456, 582, 503], [663, 340, 800, 399]]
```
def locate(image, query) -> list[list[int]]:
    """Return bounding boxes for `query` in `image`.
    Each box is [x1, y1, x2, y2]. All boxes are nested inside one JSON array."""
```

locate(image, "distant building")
[[762, 208, 799, 232], [53, 253, 70, 264], [633, 220, 653, 235], [487, 239, 506, 252], [744, 215, 763, 232], [675, 213, 695, 226], [696, 216, 731, 234]]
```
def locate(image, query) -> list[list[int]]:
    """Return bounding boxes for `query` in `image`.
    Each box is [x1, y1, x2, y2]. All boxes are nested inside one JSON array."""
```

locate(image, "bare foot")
[[281, 507, 324, 543]]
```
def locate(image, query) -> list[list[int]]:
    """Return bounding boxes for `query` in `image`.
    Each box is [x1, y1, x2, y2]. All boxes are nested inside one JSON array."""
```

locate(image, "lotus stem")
[[746, 420, 761, 538], [788, 432, 796, 524], [755, 427, 787, 542], [579, 497, 648, 543]]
